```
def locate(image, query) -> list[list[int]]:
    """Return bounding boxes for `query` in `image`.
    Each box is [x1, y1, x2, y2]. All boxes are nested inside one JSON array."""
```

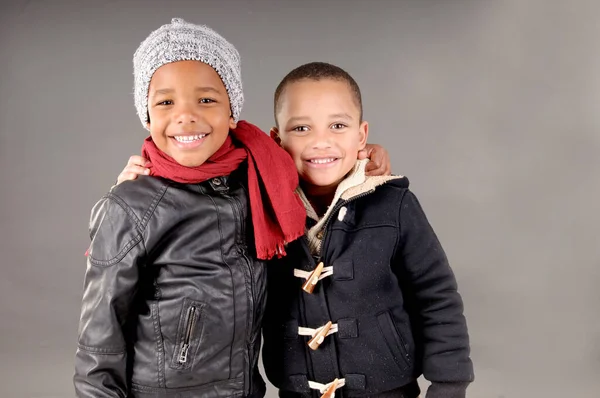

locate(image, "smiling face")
[[272, 78, 368, 196], [146, 60, 237, 167]]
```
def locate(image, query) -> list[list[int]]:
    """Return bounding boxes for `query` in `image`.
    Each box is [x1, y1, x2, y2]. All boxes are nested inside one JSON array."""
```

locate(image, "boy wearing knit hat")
[[73, 18, 308, 397]]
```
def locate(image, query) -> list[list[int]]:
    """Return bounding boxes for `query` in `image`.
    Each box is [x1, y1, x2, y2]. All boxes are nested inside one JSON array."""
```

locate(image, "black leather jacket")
[[74, 166, 267, 398]]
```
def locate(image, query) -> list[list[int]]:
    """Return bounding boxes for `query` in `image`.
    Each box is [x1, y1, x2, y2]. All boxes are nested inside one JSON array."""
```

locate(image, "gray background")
[[1, 0, 599, 397]]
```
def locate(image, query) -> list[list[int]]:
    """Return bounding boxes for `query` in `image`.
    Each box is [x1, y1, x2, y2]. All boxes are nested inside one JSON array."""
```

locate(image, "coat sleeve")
[[393, 190, 474, 398], [73, 194, 145, 397]]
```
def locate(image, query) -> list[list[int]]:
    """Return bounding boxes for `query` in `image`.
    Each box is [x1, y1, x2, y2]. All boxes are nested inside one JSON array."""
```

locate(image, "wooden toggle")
[[320, 378, 339, 398], [302, 261, 325, 294], [308, 321, 332, 350]]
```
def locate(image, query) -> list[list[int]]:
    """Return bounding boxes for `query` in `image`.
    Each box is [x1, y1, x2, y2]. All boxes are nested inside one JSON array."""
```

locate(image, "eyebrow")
[[285, 116, 311, 126], [151, 86, 223, 97], [285, 113, 354, 126], [194, 86, 223, 94], [329, 113, 354, 121]]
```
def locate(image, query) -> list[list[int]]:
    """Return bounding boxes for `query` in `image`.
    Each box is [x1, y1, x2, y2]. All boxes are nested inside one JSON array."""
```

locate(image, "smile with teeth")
[[173, 134, 207, 143], [309, 158, 337, 164]]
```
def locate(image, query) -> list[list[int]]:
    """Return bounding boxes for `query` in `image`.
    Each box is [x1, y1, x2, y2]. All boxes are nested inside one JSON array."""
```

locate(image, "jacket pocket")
[[376, 310, 411, 370], [169, 298, 206, 371]]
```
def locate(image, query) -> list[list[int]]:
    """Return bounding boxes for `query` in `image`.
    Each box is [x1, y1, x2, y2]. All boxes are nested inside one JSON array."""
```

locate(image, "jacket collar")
[[297, 159, 403, 255]]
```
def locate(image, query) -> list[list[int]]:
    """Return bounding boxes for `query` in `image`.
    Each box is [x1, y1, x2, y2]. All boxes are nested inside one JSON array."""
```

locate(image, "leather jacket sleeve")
[[73, 194, 145, 397], [394, 190, 474, 389]]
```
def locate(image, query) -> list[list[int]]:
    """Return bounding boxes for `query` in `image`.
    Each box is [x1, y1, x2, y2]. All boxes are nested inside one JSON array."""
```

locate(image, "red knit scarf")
[[141, 120, 306, 260]]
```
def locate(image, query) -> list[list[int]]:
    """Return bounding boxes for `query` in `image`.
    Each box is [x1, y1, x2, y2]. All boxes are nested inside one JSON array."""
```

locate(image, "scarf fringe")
[[256, 230, 305, 260]]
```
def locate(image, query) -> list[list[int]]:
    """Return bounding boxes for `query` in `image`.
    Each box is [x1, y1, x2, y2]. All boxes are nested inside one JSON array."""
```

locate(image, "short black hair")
[[273, 62, 363, 125]]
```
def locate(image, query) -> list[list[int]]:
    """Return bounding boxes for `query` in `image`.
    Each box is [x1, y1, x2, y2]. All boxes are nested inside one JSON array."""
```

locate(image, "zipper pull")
[[178, 343, 190, 363]]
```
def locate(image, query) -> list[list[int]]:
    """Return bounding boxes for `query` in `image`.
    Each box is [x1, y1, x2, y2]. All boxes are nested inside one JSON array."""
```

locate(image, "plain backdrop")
[[1, 0, 599, 397]]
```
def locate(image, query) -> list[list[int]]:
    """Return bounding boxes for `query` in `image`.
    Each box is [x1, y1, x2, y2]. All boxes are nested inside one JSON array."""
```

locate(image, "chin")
[[174, 155, 207, 168], [308, 176, 341, 189]]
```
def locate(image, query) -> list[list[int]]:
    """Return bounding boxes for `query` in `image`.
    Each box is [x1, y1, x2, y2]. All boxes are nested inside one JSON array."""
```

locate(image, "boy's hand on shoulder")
[[116, 155, 152, 185], [359, 143, 391, 176]]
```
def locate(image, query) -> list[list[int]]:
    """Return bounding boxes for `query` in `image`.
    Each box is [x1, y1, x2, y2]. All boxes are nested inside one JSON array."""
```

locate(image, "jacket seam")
[[206, 193, 236, 378], [77, 343, 125, 355], [88, 231, 143, 267], [330, 223, 396, 231], [139, 182, 172, 230], [130, 375, 244, 393], [87, 192, 143, 267], [105, 192, 143, 229], [136, 183, 169, 259], [391, 189, 409, 263], [89, 185, 168, 266], [152, 301, 166, 387], [398, 189, 444, 281]]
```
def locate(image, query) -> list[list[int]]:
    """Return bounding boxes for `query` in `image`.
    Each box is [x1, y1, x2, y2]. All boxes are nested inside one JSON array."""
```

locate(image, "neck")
[[301, 181, 338, 218]]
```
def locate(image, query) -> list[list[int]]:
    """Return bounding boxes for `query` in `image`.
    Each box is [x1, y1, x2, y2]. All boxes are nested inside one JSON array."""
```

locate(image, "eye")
[[199, 98, 216, 104], [157, 100, 173, 106], [292, 126, 309, 133], [331, 123, 347, 130]]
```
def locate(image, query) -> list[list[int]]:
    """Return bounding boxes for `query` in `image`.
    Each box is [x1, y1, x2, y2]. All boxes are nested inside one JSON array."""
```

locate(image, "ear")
[[229, 116, 238, 130], [358, 121, 369, 150], [270, 127, 282, 146]]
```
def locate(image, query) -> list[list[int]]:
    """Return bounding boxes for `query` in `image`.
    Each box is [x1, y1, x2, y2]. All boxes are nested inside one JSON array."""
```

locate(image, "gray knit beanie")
[[133, 18, 243, 129]]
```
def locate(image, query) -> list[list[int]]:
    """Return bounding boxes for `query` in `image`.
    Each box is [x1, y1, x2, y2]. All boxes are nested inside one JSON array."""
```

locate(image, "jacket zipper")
[[318, 190, 374, 262], [229, 194, 255, 396], [307, 190, 376, 383], [177, 305, 198, 364]]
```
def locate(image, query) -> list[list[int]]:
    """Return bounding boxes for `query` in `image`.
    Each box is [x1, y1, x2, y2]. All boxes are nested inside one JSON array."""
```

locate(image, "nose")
[[310, 128, 333, 150], [174, 102, 197, 124]]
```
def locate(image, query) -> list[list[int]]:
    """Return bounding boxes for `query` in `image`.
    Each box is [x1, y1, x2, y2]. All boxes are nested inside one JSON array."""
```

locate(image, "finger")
[[117, 172, 133, 184], [371, 149, 384, 163], [125, 165, 151, 176], [363, 144, 375, 157], [372, 149, 390, 174], [373, 157, 390, 176], [371, 158, 382, 170], [357, 149, 368, 160], [127, 155, 150, 167], [364, 161, 379, 176], [386, 155, 393, 175], [117, 172, 139, 185], [365, 161, 377, 172], [382, 158, 392, 176]]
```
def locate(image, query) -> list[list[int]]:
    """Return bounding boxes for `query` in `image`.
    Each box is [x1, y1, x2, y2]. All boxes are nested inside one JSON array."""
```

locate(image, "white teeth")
[[310, 158, 336, 164], [174, 134, 207, 143]]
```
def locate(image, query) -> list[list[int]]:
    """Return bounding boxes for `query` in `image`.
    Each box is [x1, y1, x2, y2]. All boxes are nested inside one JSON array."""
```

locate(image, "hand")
[[116, 155, 151, 185], [358, 143, 391, 176]]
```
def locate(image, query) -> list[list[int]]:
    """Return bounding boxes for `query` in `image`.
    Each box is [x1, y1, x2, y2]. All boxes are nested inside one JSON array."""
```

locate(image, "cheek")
[[148, 120, 162, 136], [208, 108, 236, 133], [282, 140, 304, 162], [341, 135, 362, 154], [149, 121, 167, 138], [148, 109, 168, 129], [149, 130, 167, 150], [213, 107, 231, 122]]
